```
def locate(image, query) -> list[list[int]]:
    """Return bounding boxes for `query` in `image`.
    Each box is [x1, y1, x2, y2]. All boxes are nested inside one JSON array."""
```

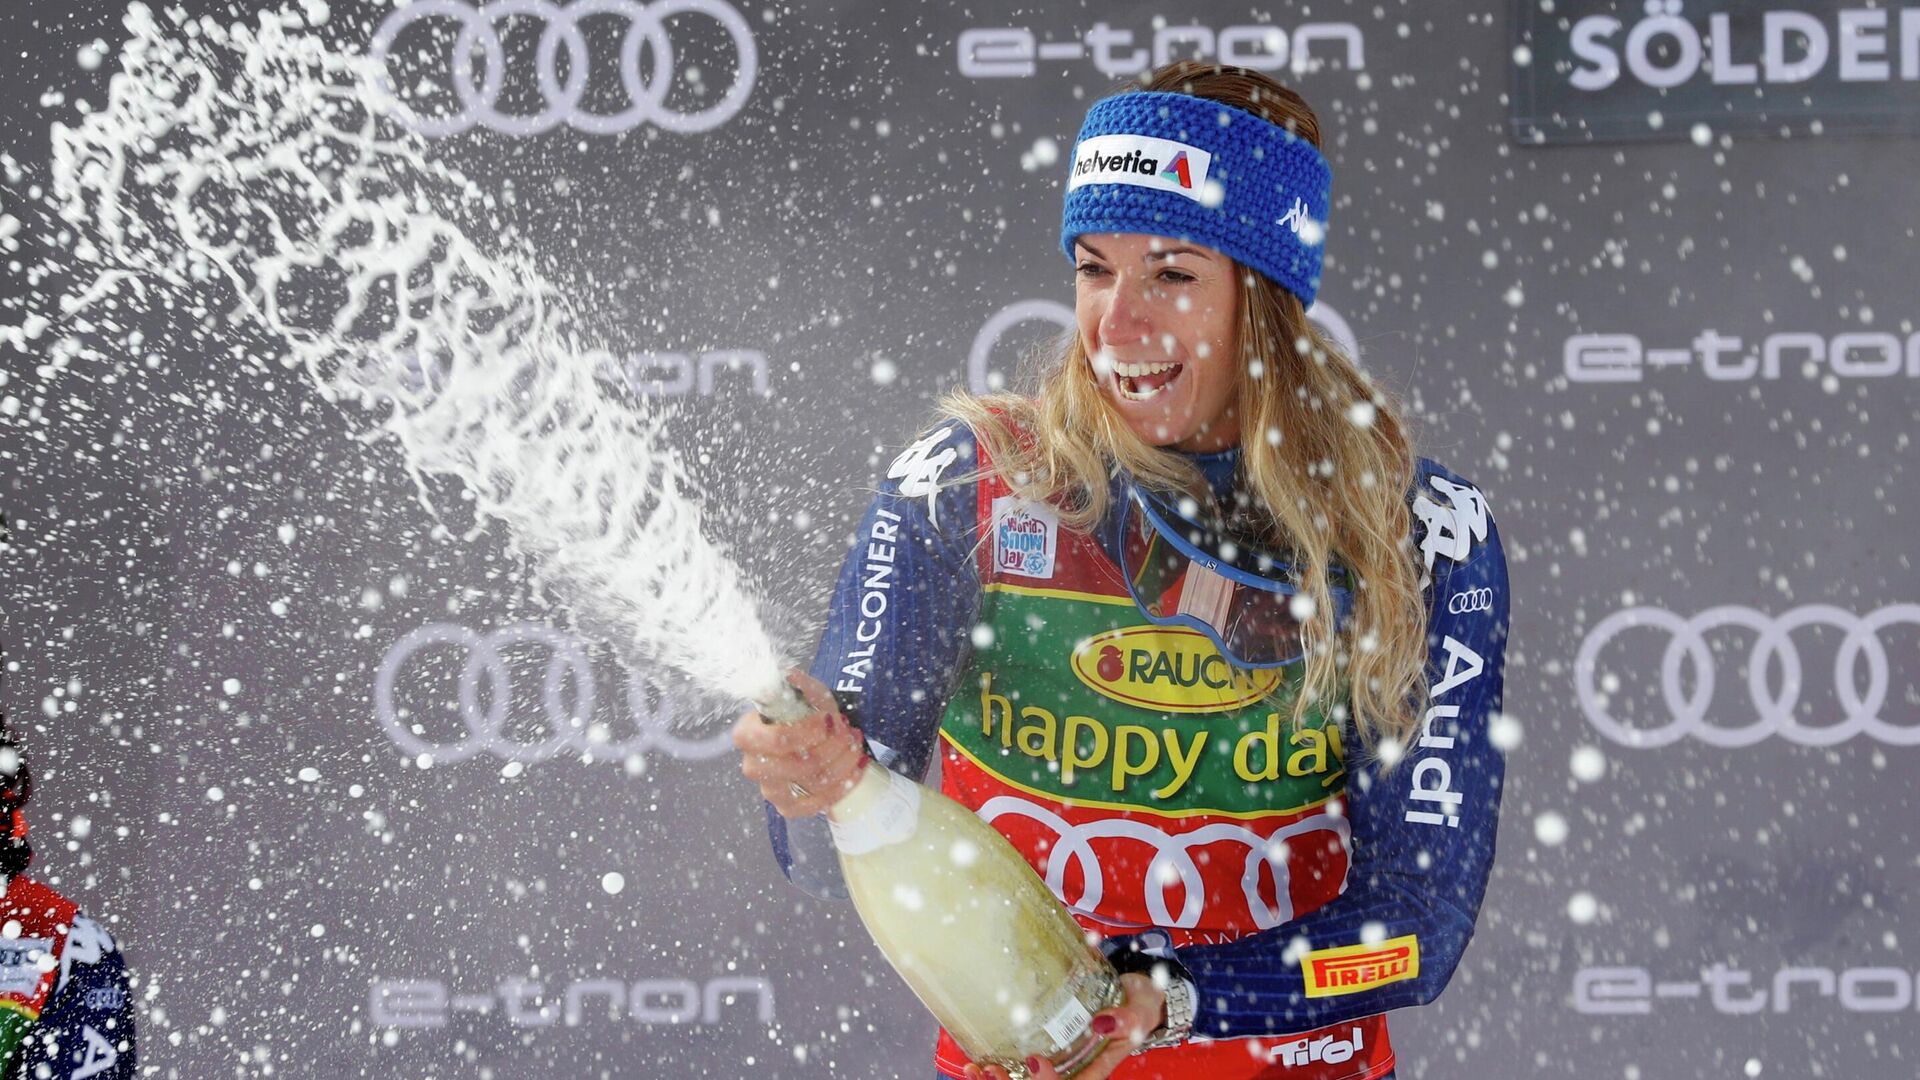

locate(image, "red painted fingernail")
[[1025, 1057, 1043, 1074], [1091, 1014, 1117, 1035]]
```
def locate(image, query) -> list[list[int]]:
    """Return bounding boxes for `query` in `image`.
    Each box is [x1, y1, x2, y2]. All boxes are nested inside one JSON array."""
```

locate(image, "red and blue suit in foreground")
[[766, 427, 1508, 1080], [0, 876, 136, 1079], [0, 635, 136, 1079]]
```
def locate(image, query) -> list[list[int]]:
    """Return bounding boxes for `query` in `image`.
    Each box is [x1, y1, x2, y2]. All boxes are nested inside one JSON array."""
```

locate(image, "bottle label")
[[828, 769, 922, 855], [1041, 992, 1093, 1048]]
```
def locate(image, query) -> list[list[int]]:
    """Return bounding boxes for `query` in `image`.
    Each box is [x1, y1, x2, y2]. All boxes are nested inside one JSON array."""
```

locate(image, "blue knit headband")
[[1060, 91, 1332, 306]]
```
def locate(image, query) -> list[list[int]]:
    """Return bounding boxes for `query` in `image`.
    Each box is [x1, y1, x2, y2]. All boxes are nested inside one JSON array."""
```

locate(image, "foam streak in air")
[[39, 3, 790, 712]]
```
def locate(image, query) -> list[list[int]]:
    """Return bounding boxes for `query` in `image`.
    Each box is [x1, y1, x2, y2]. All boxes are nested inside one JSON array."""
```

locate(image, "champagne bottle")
[[759, 690, 1121, 1079]]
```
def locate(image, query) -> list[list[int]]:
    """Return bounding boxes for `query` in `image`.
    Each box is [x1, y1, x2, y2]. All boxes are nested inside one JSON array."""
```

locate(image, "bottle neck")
[[826, 762, 894, 822], [826, 766, 923, 855]]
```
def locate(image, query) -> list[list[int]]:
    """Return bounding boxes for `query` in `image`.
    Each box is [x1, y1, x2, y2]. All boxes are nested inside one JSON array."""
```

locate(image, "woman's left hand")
[[961, 971, 1166, 1080]]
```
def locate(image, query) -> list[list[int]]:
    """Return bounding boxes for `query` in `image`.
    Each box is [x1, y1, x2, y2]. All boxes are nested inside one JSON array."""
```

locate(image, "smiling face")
[[1073, 232, 1242, 453]]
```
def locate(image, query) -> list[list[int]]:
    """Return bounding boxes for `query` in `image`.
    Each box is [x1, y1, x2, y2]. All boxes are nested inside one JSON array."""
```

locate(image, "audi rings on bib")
[[978, 795, 1350, 930], [369, 0, 757, 137], [374, 622, 733, 764], [1575, 603, 1920, 748]]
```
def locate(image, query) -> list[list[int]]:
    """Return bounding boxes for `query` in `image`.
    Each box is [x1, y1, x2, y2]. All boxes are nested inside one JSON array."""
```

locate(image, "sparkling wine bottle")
[[759, 692, 1121, 1079]]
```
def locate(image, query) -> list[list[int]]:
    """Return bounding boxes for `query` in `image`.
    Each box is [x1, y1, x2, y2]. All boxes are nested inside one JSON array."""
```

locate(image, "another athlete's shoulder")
[[0, 877, 134, 1078], [1408, 456, 1501, 574], [0, 876, 129, 996], [0, 876, 81, 994]]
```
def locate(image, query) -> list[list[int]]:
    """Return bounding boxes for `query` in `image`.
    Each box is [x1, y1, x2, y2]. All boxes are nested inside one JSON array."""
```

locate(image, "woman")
[[734, 61, 1509, 1080]]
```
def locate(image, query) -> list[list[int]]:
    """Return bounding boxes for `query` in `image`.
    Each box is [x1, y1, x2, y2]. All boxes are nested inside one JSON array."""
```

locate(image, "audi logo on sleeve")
[[369, 0, 757, 137], [373, 622, 733, 764], [1446, 587, 1495, 615], [1575, 604, 1920, 747]]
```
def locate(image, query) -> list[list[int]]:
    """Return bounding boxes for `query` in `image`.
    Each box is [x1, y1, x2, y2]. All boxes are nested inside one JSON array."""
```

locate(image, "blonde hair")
[[942, 61, 1430, 751]]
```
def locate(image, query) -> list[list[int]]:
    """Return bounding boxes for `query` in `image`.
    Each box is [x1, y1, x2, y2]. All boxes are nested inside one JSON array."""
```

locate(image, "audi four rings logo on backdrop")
[[1575, 604, 1920, 748], [369, 0, 757, 137], [968, 299, 1362, 395], [374, 623, 733, 764]]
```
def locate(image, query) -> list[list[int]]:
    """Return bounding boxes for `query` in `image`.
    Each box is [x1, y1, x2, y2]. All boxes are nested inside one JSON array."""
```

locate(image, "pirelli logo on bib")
[[1068, 135, 1213, 202], [1302, 935, 1420, 998]]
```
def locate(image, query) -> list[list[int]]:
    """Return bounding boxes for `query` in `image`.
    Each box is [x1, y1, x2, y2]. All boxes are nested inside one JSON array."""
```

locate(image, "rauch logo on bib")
[[1071, 625, 1280, 713]]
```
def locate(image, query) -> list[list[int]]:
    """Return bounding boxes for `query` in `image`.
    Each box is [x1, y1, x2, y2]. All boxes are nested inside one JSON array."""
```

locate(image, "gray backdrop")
[[2, 0, 1917, 1077]]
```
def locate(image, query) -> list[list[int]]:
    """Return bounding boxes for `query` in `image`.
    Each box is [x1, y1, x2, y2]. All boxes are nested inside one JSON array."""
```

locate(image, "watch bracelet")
[[1105, 948, 1196, 1049]]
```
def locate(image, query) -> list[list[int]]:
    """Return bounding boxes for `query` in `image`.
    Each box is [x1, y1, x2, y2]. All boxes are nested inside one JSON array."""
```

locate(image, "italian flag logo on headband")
[[1162, 151, 1192, 189]]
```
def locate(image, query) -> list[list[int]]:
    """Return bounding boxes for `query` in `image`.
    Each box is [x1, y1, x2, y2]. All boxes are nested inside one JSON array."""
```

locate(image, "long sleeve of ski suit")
[[763, 427, 1510, 1041], [1125, 460, 1512, 1039], [763, 426, 984, 899]]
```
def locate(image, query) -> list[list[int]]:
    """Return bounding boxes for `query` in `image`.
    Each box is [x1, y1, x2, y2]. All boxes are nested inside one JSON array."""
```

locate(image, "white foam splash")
[[37, 3, 789, 711]]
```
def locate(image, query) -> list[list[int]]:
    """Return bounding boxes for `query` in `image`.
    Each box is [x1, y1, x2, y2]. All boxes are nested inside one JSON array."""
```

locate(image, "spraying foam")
[[35, 3, 791, 712]]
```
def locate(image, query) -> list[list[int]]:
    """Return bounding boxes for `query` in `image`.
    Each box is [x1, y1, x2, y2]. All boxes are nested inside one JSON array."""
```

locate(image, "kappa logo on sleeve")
[[991, 496, 1058, 579], [1301, 935, 1420, 998], [1411, 475, 1489, 571], [887, 427, 962, 526]]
